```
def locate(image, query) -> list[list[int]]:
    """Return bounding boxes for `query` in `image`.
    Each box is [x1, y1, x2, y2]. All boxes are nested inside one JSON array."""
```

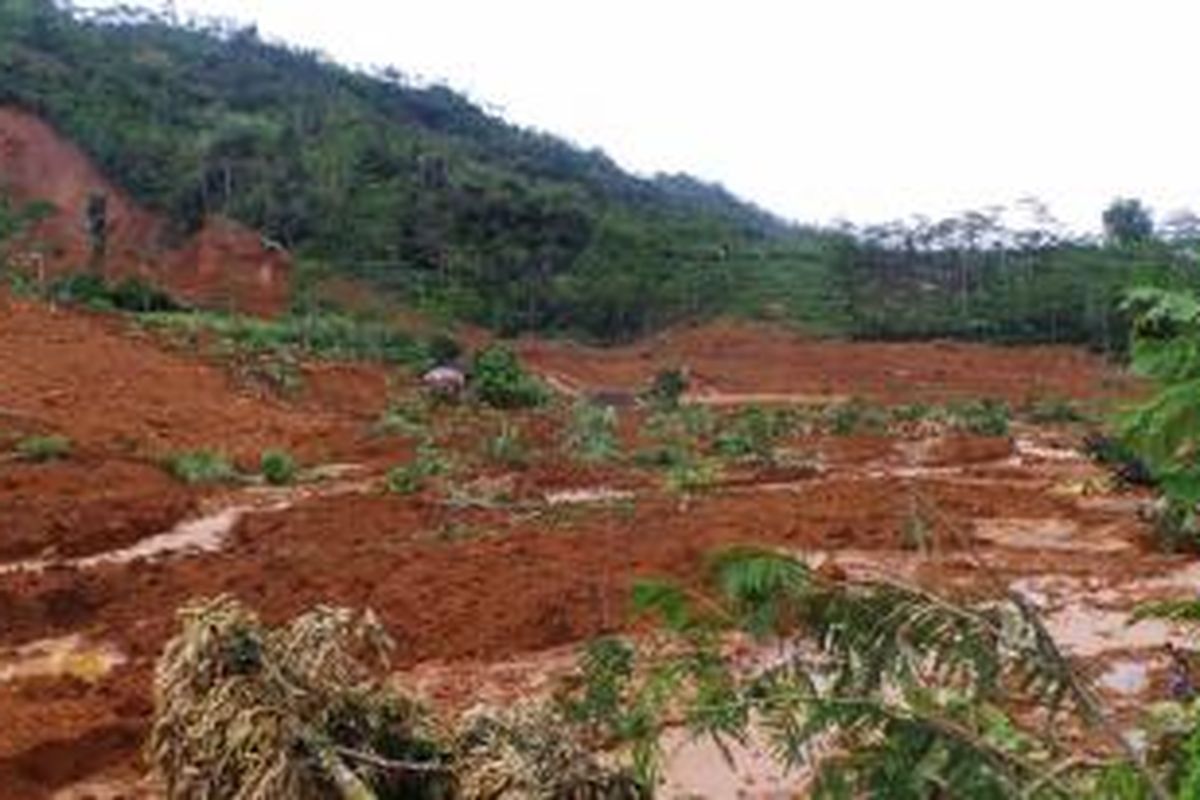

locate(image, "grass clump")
[[15, 434, 72, 462], [485, 421, 530, 468], [167, 450, 239, 485], [259, 449, 298, 486], [565, 401, 621, 463]]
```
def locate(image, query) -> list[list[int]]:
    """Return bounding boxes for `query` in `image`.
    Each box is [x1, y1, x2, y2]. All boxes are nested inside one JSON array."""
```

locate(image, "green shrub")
[[565, 401, 621, 463], [471, 345, 549, 409], [386, 441, 450, 495], [641, 367, 688, 411], [259, 449, 298, 486], [167, 450, 238, 484], [15, 434, 72, 462]]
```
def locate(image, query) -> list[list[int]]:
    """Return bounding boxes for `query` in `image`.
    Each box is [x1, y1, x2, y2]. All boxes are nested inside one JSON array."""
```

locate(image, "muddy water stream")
[[0, 470, 373, 575]]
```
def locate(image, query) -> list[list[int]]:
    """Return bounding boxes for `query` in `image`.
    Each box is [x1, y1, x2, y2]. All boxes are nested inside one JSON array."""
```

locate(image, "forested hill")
[[0, 0, 827, 339], [3, 1, 1198, 347]]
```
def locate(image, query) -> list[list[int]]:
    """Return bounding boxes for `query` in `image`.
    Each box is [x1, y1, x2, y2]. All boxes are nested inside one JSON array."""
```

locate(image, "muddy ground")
[[0, 295, 1189, 799]]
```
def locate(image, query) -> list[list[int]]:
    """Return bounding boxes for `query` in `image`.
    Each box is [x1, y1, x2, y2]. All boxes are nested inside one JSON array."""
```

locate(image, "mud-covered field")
[[0, 295, 1185, 798]]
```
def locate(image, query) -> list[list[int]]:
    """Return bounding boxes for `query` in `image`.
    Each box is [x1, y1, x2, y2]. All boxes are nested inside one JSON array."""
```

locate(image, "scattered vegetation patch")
[[712, 405, 795, 465], [166, 450, 239, 485], [139, 311, 427, 365], [1022, 395, 1089, 425], [826, 397, 887, 436], [949, 397, 1011, 437], [373, 399, 430, 437], [14, 434, 72, 462], [49, 273, 183, 313], [566, 401, 621, 463], [386, 441, 451, 495], [484, 421, 530, 468]]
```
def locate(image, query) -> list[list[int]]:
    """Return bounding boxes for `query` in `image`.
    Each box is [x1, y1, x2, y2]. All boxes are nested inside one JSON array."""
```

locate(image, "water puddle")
[[660, 727, 803, 797], [975, 518, 1130, 553], [544, 487, 636, 506], [1014, 437, 1084, 462], [0, 635, 125, 684], [1098, 659, 1151, 695], [0, 475, 373, 575]]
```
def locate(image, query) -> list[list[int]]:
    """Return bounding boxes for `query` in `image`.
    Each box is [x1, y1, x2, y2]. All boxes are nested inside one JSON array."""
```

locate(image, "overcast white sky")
[[79, 0, 1200, 231]]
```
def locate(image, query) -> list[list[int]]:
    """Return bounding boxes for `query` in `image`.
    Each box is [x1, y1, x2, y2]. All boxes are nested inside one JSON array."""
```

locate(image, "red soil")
[[520, 318, 1136, 404], [0, 299, 1161, 798], [0, 107, 289, 316]]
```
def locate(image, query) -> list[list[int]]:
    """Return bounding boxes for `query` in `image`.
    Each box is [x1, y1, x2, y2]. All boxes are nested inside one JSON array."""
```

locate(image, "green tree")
[[1104, 198, 1155, 247]]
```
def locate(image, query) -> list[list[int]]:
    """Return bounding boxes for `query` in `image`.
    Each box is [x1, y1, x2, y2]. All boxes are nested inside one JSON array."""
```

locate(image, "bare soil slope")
[[520, 318, 1135, 403], [0, 107, 289, 315], [0, 302, 1170, 799]]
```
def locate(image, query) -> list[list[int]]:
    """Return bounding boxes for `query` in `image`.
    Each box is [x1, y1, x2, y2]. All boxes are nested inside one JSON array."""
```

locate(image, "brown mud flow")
[[0, 296, 1182, 798]]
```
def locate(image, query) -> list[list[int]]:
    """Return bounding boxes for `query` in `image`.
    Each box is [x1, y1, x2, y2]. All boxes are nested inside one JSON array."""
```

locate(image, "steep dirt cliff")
[[0, 107, 289, 316]]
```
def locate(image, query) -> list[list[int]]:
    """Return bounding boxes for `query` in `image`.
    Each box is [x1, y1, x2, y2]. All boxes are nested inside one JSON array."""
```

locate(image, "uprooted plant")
[[148, 596, 449, 800], [149, 596, 643, 799]]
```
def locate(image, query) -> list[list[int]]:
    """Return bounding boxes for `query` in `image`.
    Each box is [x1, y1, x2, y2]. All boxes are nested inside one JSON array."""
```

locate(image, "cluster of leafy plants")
[[470, 345, 549, 409], [711, 405, 796, 465]]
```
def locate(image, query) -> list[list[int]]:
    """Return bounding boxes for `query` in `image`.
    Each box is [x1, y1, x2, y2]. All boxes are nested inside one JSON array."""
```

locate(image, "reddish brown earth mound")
[[0, 107, 289, 315], [520, 318, 1136, 403]]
